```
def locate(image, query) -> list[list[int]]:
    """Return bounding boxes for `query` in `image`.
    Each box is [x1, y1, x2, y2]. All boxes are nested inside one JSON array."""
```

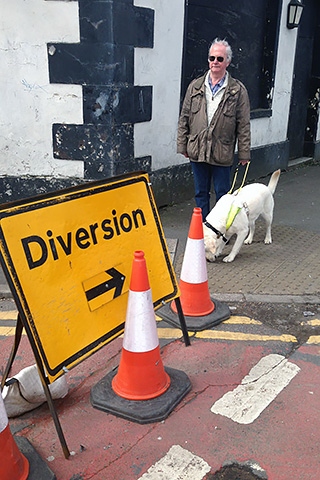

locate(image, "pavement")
[[1, 159, 320, 479], [0, 158, 320, 303], [159, 158, 320, 305]]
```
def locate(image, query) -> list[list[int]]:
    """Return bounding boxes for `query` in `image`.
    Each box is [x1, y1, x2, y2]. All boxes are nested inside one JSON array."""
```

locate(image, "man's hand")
[[239, 160, 250, 165]]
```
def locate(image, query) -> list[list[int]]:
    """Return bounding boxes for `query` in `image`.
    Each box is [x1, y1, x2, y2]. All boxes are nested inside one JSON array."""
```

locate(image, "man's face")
[[208, 44, 230, 78]]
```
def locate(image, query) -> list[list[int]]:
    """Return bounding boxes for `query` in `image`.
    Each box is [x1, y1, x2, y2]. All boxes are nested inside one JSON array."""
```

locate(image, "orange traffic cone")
[[0, 391, 29, 480], [112, 250, 171, 400], [171, 207, 214, 316]]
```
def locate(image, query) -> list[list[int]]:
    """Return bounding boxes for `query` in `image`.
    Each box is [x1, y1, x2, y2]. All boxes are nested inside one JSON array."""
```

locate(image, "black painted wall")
[[181, 0, 281, 115], [288, 0, 319, 159], [48, 0, 154, 179], [305, 0, 320, 159]]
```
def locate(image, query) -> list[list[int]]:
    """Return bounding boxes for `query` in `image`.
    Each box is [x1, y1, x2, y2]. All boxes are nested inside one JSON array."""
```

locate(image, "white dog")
[[203, 169, 281, 263]]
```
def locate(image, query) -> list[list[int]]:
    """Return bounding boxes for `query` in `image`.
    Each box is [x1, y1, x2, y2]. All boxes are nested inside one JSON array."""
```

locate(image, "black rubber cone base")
[[90, 367, 191, 424], [159, 297, 231, 332], [14, 436, 56, 480]]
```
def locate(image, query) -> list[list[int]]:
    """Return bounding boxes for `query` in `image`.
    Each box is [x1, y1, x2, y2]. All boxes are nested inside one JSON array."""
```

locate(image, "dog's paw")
[[244, 237, 253, 245], [222, 255, 235, 263], [264, 238, 272, 244]]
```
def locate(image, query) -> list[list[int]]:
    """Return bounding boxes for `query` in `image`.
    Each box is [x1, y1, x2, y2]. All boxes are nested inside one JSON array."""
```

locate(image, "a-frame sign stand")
[[172, 297, 191, 347], [1, 313, 70, 458], [0, 298, 190, 459], [0, 172, 191, 459]]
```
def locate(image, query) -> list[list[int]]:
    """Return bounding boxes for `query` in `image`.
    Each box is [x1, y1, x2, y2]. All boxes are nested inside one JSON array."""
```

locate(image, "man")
[[177, 38, 251, 220]]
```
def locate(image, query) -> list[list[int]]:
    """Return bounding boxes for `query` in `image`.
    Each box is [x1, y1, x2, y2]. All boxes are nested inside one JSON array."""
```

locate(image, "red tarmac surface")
[[2, 323, 320, 480]]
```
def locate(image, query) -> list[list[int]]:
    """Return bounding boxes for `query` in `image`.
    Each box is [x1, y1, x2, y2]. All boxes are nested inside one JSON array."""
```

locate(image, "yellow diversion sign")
[[0, 172, 179, 382]]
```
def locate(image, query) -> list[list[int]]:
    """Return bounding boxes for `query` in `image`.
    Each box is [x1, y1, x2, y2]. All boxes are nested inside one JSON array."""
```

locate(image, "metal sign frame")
[[0, 171, 189, 457]]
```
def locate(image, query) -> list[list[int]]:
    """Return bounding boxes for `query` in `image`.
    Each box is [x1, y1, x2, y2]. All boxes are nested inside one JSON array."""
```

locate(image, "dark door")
[[287, 0, 317, 159]]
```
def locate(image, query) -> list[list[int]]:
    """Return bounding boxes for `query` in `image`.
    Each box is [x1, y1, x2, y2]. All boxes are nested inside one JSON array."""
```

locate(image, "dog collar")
[[204, 222, 228, 243]]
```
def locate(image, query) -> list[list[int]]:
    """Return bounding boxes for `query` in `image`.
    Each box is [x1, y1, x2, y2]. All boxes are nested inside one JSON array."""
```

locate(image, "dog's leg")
[[262, 197, 274, 244], [223, 230, 248, 262], [264, 217, 272, 244], [244, 219, 255, 244]]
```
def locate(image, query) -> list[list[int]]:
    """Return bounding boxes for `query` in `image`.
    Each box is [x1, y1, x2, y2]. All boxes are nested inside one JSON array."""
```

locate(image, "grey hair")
[[209, 38, 232, 62]]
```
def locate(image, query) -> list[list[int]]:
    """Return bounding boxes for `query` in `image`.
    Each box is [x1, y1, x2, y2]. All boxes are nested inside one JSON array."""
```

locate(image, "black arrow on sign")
[[85, 268, 125, 302]]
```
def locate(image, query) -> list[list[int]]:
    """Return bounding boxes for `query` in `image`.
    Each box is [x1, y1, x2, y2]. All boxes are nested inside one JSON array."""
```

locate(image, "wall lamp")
[[287, 0, 304, 29]]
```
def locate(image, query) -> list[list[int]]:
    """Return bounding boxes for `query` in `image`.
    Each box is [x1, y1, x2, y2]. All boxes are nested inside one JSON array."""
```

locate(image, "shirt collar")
[[206, 71, 228, 96]]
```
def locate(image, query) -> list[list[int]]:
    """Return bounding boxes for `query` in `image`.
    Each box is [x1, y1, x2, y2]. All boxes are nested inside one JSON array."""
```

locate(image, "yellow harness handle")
[[226, 162, 251, 230], [228, 161, 251, 195]]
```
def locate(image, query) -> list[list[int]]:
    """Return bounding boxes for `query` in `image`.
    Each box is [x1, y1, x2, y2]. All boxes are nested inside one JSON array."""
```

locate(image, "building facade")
[[0, 0, 319, 206]]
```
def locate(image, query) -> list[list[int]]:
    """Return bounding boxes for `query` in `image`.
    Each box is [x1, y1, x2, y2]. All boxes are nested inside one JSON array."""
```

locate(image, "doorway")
[[287, 0, 318, 160]]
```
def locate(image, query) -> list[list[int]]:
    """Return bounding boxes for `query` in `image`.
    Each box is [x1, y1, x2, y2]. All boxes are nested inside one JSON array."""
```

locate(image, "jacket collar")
[[193, 71, 240, 96]]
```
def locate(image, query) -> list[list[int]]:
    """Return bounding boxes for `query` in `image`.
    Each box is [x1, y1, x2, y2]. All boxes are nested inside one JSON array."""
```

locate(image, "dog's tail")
[[267, 169, 281, 195]]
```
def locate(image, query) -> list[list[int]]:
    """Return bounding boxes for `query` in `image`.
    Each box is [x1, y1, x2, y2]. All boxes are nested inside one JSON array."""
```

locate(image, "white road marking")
[[211, 354, 300, 424], [138, 444, 211, 480]]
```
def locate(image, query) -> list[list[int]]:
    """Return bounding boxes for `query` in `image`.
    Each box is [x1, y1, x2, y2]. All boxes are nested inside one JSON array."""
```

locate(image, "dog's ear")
[[204, 232, 217, 254]]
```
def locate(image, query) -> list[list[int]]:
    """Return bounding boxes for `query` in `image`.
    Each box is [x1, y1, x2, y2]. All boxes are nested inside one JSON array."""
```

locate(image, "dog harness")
[[205, 201, 249, 239], [228, 161, 251, 194], [226, 204, 241, 230], [225, 201, 250, 230], [224, 161, 251, 230]]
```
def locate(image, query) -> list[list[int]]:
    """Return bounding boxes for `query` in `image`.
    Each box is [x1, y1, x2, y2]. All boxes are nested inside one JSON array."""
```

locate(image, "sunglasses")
[[208, 56, 224, 63]]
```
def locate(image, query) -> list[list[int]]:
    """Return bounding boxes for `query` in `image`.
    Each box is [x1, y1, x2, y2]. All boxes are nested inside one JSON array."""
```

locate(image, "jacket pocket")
[[190, 94, 202, 114], [187, 128, 208, 160], [212, 138, 235, 165], [220, 111, 236, 143], [187, 133, 200, 159]]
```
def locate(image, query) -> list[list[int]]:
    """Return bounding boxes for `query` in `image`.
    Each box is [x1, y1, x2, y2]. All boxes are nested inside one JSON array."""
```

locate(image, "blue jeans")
[[191, 162, 232, 220]]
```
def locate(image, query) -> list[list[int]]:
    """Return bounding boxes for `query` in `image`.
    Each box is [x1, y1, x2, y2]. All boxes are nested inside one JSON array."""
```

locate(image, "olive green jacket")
[[177, 72, 251, 166]]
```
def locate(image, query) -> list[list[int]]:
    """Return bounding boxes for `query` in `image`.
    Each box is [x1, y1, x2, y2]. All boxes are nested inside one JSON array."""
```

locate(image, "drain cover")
[[209, 463, 267, 479]]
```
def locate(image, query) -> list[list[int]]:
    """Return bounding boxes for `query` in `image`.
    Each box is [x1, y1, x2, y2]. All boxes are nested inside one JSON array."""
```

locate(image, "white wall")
[[134, 0, 186, 170], [0, 0, 83, 177], [0, 0, 311, 181]]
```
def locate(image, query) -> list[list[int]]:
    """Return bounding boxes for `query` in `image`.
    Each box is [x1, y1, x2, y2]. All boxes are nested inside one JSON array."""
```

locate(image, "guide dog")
[[203, 169, 281, 263]]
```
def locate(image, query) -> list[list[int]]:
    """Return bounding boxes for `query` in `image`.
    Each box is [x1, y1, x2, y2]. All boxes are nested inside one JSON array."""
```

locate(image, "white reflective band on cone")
[[180, 238, 207, 284], [0, 393, 8, 433], [123, 289, 159, 352]]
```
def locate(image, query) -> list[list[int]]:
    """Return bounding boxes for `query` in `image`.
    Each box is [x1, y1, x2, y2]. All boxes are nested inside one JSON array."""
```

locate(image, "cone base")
[[14, 436, 56, 480], [91, 366, 191, 424], [171, 280, 214, 317], [160, 298, 231, 332]]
